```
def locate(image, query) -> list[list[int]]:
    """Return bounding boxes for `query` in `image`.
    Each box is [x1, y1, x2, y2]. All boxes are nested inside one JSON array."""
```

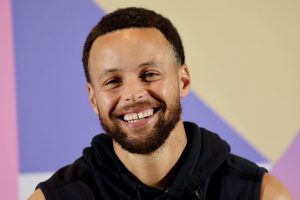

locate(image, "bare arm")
[[27, 188, 45, 200], [260, 173, 292, 200]]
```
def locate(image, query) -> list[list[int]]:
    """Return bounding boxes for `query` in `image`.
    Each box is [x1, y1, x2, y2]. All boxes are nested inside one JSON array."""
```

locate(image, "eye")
[[141, 71, 161, 81], [103, 77, 122, 88]]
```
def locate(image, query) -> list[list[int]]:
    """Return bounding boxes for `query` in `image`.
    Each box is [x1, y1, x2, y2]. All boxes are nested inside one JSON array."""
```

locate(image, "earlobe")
[[178, 64, 191, 98], [86, 83, 99, 115]]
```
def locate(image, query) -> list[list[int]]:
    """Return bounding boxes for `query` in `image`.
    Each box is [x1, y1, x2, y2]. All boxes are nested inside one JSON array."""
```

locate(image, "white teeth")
[[123, 109, 154, 122], [146, 110, 149, 117], [138, 112, 143, 119], [132, 113, 138, 120]]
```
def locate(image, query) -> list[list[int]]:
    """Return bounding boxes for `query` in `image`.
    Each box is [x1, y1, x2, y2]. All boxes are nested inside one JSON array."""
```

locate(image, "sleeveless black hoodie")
[[37, 122, 267, 199]]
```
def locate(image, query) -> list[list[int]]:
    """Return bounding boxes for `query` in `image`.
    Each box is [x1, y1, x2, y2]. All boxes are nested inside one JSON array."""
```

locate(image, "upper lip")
[[119, 107, 154, 116]]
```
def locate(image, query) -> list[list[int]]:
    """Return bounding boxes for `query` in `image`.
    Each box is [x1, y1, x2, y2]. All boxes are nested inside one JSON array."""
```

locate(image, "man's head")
[[84, 7, 191, 155], [82, 7, 185, 83]]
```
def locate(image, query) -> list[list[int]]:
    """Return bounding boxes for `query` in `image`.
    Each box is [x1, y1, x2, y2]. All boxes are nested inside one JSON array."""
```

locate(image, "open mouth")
[[119, 108, 160, 123]]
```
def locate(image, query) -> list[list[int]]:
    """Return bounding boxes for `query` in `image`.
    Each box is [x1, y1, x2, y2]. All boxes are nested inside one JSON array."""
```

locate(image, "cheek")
[[159, 83, 170, 98], [150, 78, 179, 101], [95, 92, 119, 116]]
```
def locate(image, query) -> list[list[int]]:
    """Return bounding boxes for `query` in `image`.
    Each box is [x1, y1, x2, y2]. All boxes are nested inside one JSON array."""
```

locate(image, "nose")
[[122, 77, 147, 102]]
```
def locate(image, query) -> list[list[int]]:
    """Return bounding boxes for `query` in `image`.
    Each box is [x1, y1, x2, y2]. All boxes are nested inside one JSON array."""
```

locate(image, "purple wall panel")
[[13, 0, 105, 172]]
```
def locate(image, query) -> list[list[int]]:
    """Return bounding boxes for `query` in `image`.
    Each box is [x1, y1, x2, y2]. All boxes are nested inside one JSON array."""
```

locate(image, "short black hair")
[[82, 7, 185, 82]]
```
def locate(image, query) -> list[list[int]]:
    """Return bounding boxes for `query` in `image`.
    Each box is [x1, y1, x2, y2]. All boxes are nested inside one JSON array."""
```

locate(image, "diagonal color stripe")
[[0, 0, 19, 199], [271, 130, 300, 199], [182, 92, 267, 163]]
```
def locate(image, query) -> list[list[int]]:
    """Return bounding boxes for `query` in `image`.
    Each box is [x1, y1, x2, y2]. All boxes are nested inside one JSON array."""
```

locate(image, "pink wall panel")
[[271, 131, 300, 199], [0, 0, 19, 199]]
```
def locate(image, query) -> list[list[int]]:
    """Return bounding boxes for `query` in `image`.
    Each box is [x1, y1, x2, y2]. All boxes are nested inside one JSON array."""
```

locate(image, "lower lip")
[[121, 112, 157, 129]]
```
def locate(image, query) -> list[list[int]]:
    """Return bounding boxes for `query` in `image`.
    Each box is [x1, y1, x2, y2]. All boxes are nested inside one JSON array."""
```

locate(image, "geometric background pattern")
[[1, 0, 299, 199]]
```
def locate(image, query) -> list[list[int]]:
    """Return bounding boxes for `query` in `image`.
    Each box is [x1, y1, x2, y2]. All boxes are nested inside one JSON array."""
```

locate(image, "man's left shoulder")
[[260, 173, 292, 200], [226, 154, 267, 177]]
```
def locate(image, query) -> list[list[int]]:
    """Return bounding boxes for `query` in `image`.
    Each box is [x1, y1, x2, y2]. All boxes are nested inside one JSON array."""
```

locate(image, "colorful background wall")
[[1, 0, 299, 199]]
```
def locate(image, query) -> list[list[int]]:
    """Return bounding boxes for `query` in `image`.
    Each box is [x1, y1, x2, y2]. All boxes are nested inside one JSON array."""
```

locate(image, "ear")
[[178, 64, 191, 98], [86, 82, 99, 115]]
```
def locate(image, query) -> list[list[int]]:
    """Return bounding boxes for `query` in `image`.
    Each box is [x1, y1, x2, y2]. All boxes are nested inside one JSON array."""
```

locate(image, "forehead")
[[92, 27, 171, 50], [88, 28, 175, 71]]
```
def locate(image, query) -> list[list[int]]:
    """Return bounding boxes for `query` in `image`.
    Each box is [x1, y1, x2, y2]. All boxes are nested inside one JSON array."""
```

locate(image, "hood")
[[82, 121, 230, 200]]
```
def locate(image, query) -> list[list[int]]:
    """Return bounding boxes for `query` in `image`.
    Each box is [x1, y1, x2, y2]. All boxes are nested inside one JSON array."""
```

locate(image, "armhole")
[[36, 182, 55, 200], [252, 167, 268, 199]]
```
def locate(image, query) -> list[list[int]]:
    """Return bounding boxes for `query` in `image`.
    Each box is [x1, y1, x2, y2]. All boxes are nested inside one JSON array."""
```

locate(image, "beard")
[[98, 97, 182, 155]]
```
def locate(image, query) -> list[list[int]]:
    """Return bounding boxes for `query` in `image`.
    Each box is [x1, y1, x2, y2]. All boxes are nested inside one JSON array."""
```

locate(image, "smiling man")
[[29, 7, 291, 200]]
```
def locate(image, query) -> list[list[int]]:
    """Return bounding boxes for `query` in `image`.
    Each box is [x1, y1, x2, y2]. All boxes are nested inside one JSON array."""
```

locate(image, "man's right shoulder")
[[28, 189, 45, 200]]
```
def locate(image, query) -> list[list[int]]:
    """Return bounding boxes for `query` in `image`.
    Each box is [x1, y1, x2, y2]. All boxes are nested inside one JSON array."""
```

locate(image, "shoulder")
[[212, 154, 267, 199], [226, 154, 267, 179], [32, 157, 95, 199], [260, 173, 292, 200], [28, 189, 45, 200]]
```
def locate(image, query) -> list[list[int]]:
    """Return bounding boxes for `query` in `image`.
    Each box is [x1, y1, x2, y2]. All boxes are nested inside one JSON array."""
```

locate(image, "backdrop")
[[1, 0, 299, 199]]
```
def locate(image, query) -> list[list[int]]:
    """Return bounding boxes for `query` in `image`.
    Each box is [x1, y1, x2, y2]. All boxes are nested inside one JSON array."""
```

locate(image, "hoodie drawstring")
[[136, 185, 142, 200], [194, 185, 203, 200]]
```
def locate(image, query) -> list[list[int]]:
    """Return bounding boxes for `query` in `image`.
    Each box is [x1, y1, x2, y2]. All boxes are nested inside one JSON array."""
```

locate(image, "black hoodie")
[[37, 122, 267, 199]]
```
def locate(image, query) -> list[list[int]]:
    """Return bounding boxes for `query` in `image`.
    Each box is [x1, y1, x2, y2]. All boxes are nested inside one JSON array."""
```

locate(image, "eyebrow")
[[98, 68, 122, 80], [138, 61, 161, 68], [99, 61, 161, 79]]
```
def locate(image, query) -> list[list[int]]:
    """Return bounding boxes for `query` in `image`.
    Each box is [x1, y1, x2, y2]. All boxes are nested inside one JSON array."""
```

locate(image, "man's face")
[[87, 28, 190, 154]]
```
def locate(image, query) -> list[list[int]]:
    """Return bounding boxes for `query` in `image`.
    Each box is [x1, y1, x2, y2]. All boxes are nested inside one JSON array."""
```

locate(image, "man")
[[29, 7, 291, 199]]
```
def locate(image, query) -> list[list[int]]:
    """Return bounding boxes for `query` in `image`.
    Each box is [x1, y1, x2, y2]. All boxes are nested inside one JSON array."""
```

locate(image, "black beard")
[[98, 99, 182, 155]]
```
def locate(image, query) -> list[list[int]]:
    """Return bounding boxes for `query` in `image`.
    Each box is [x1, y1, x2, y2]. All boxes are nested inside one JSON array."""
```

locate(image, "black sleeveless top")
[[37, 122, 267, 199]]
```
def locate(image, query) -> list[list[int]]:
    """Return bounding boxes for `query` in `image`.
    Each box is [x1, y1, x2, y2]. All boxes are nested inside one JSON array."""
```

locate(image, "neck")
[[113, 121, 187, 190]]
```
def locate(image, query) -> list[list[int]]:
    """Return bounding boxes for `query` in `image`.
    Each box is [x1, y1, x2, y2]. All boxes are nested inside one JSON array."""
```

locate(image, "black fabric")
[[37, 122, 267, 199]]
